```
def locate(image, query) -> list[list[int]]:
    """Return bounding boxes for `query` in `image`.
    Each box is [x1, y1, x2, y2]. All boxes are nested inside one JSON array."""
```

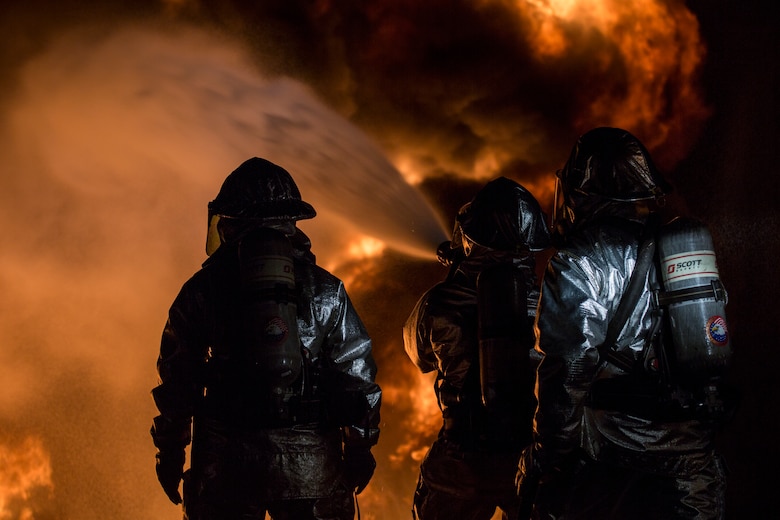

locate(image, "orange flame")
[[386, 370, 440, 467], [349, 361, 441, 520], [0, 436, 53, 520], [521, 0, 709, 155]]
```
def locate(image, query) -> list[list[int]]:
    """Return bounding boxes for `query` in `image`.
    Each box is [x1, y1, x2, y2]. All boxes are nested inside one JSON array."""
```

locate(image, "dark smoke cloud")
[[1, 0, 710, 185], [179, 0, 710, 182]]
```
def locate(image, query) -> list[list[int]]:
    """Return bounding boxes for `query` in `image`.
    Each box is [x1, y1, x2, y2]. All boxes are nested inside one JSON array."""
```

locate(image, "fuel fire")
[[0, 436, 53, 520], [0, 1, 712, 518]]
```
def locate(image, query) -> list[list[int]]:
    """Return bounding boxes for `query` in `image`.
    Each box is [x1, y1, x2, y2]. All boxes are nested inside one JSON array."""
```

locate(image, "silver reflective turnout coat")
[[531, 219, 726, 518], [404, 253, 540, 502]]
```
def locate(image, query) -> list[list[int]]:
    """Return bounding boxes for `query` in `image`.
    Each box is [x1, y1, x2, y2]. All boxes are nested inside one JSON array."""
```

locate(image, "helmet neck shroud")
[[553, 127, 671, 240]]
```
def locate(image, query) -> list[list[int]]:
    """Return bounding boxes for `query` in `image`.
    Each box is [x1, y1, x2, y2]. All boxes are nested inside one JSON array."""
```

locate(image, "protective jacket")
[[530, 217, 726, 519], [404, 250, 540, 503], [151, 229, 381, 510]]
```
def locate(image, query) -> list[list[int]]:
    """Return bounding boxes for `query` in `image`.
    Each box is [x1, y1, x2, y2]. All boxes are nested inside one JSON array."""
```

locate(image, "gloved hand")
[[343, 445, 376, 494], [155, 449, 185, 504]]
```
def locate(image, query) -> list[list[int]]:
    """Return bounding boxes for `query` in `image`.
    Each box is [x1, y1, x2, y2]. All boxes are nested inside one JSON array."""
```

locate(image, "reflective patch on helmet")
[[706, 316, 729, 346], [263, 316, 289, 345]]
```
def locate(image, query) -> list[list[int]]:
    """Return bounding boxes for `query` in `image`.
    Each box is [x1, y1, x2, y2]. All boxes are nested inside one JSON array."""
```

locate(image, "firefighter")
[[516, 127, 731, 519], [150, 157, 381, 520], [404, 177, 551, 520]]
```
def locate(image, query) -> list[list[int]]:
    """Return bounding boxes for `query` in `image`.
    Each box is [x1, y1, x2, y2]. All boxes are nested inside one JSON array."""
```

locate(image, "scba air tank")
[[238, 227, 302, 389], [477, 263, 531, 410], [657, 217, 732, 383]]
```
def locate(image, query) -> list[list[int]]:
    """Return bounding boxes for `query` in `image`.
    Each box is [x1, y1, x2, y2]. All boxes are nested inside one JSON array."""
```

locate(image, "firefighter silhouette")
[[151, 158, 381, 520], [404, 177, 550, 520], [516, 127, 735, 519]]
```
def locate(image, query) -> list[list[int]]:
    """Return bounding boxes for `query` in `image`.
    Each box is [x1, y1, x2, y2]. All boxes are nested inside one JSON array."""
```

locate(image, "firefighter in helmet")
[[150, 157, 381, 520], [404, 177, 550, 520], [516, 127, 730, 519]]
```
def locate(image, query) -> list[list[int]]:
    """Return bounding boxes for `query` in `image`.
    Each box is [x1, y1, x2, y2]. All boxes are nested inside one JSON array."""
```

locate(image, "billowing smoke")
[[0, 23, 448, 520], [4, 25, 448, 265], [299, 0, 709, 181], [0, 1, 717, 519]]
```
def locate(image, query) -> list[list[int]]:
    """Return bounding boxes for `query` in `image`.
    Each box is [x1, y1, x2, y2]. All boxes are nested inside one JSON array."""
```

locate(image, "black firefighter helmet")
[[206, 157, 316, 255], [438, 177, 550, 265]]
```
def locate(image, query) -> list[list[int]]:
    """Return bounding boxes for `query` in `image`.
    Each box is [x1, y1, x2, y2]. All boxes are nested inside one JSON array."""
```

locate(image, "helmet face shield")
[[206, 212, 222, 256], [551, 173, 572, 238], [551, 173, 561, 227]]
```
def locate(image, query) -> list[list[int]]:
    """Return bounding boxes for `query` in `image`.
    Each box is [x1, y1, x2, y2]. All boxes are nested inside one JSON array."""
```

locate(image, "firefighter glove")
[[343, 445, 376, 494], [155, 449, 185, 504]]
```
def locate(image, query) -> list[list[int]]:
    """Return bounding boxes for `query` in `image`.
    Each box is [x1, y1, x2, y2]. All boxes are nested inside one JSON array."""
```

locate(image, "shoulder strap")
[[596, 233, 657, 372]]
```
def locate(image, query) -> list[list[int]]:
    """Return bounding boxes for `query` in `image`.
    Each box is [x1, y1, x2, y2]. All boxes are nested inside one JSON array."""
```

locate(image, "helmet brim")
[[208, 199, 316, 222]]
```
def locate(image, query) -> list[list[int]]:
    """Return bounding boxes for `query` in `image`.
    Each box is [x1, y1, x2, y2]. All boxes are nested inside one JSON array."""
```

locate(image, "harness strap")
[[654, 279, 727, 307], [596, 234, 657, 372]]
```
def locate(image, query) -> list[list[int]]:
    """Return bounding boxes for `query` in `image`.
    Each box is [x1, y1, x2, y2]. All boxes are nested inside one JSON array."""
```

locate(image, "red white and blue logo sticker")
[[263, 316, 289, 345], [706, 316, 729, 346]]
